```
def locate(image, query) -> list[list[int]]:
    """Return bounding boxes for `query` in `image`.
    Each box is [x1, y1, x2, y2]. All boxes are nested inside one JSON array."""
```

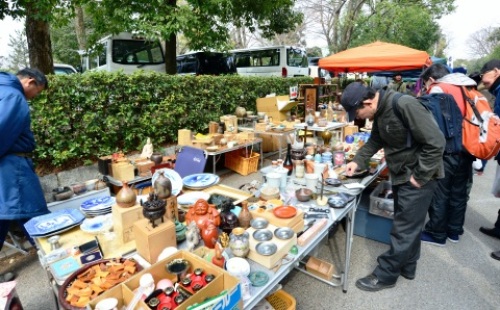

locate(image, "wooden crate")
[[305, 256, 335, 280], [224, 150, 260, 176]]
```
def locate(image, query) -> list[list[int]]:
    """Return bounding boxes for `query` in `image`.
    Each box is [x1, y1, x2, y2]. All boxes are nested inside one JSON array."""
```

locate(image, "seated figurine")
[[185, 199, 221, 232], [141, 137, 154, 159]]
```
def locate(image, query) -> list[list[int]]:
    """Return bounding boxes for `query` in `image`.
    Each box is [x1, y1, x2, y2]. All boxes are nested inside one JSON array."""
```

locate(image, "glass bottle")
[[229, 227, 250, 257], [306, 109, 315, 126], [283, 143, 293, 176]]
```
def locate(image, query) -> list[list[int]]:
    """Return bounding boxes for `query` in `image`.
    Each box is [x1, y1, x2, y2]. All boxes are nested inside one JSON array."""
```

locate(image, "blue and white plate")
[[151, 168, 183, 196], [182, 173, 219, 189], [177, 191, 211, 205], [81, 196, 115, 211], [80, 214, 113, 234], [24, 209, 85, 237]]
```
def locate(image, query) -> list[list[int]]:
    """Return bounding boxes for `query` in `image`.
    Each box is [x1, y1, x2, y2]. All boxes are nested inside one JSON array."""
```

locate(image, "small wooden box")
[[112, 204, 144, 244], [135, 160, 154, 177], [162, 196, 178, 222], [178, 129, 192, 146], [133, 218, 176, 264], [305, 256, 335, 280], [111, 162, 135, 182], [246, 224, 297, 269]]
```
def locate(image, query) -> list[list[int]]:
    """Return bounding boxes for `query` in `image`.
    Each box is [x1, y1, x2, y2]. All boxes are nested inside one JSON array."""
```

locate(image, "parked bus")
[[83, 32, 165, 73], [230, 46, 308, 77], [176, 51, 236, 75]]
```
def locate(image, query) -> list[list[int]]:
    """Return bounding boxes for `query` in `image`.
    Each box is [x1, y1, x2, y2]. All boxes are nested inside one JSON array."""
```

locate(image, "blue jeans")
[[0, 219, 35, 252], [424, 153, 473, 241], [373, 180, 437, 283]]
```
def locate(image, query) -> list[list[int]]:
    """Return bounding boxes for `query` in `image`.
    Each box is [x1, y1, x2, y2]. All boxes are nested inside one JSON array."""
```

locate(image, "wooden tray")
[[246, 224, 297, 269]]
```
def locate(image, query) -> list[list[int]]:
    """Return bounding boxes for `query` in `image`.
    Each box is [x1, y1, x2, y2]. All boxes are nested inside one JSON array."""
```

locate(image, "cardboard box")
[[89, 250, 242, 310], [133, 218, 176, 264], [256, 95, 297, 121], [343, 125, 359, 139], [112, 203, 144, 244]]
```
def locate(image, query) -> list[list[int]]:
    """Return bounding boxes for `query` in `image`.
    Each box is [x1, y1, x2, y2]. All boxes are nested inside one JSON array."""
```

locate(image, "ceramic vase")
[[201, 221, 219, 249], [229, 227, 250, 258], [220, 201, 239, 234], [116, 182, 136, 208], [150, 152, 163, 166], [154, 171, 172, 199], [237, 201, 252, 229]]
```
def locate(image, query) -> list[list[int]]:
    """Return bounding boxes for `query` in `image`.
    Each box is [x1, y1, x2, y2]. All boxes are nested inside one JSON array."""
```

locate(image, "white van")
[[230, 46, 308, 77], [83, 32, 165, 73]]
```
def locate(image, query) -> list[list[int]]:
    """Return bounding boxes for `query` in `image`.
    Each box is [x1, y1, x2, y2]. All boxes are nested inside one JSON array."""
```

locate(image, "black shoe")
[[491, 250, 500, 261], [0, 272, 15, 283], [355, 274, 396, 292], [400, 272, 415, 280], [479, 227, 500, 239]]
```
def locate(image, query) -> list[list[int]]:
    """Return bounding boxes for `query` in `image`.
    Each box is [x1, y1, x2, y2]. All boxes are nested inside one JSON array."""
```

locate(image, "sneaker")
[[421, 231, 446, 247], [447, 233, 459, 243]]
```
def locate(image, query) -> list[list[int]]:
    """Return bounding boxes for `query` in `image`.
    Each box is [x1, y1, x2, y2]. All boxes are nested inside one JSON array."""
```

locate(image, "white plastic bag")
[[492, 165, 500, 197], [473, 158, 483, 170]]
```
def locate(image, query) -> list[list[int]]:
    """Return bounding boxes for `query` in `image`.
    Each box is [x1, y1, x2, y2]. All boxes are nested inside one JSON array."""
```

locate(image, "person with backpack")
[[340, 82, 445, 291], [478, 59, 500, 260], [419, 63, 477, 246], [388, 74, 407, 93]]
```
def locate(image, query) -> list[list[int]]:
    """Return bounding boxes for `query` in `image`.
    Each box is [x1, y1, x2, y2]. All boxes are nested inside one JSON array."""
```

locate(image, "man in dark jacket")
[[0, 68, 49, 281], [477, 59, 500, 261], [341, 82, 445, 291]]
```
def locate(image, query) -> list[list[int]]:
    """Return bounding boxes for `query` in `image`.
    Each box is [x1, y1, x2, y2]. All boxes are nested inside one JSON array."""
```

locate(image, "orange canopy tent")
[[318, 41, 432, 73]]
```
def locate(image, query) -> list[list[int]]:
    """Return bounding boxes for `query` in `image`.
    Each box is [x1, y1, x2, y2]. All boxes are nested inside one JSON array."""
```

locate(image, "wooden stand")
[[162, 196, 178, 222], [112, 204, 144, 244], [246, 224, 297, 269], [133, 218, 176, 264]]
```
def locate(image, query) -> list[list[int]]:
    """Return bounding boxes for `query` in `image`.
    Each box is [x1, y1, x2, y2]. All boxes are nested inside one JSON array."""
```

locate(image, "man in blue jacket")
[[0, 68, 49, 282], [478, 59, 500, 260]]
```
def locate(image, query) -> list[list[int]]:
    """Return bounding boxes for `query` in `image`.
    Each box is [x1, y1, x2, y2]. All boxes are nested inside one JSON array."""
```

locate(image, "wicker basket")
[[265, 289, 296, 310], [224, 150, 260, 176]]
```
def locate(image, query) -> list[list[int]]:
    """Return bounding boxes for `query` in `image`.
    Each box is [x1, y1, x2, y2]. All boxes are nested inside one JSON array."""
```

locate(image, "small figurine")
[[140, 137, 154, 159], [211, 242, 225, 268], [201, 220, 219, 249], [185, 221, 200, 252], [185, 199, 221, 232]]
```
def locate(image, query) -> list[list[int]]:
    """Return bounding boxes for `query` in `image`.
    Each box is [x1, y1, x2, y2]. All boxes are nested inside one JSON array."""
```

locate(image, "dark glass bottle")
[[283, 143, 294, 176]]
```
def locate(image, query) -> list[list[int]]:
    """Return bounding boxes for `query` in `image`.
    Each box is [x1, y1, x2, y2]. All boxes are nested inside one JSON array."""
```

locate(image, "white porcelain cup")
[[305, 173, 319, 193], [266, 172, 282, 188]]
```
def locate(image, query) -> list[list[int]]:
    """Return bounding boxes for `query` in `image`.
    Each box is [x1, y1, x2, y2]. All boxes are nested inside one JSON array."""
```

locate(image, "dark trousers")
[[0, 219, 35, 252], [424, 154, 473, 241], [373, 180, 437, 283]]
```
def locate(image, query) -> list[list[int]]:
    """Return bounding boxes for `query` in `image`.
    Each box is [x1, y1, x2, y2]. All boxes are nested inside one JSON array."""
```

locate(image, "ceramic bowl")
[[255, 241, 277, 256], [225, 257, 251, 277], [325, 178, 342, 187], [257, 112, 266, 119], [328, 196, 347, 208], [252, 229, 273, 242], [84, 179, 98, 191], [295, 188, 313, 202], [246, 111, 254, 117], [250, 217, 269, 230], [274, 227, 295, 240], [260, 186, 280, 201]]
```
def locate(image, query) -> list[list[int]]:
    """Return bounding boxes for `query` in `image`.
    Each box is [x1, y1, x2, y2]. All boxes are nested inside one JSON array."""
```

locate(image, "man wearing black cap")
[[341, 82, 445, 291], [478, 59, 500, 261]]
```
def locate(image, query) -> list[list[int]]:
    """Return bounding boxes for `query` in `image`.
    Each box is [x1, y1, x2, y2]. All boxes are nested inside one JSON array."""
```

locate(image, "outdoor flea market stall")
[[11, 77, 398, 310]]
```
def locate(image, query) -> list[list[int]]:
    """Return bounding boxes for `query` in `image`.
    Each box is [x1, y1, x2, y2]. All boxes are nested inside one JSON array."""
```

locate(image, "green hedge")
[[31, 71, 312, 167]]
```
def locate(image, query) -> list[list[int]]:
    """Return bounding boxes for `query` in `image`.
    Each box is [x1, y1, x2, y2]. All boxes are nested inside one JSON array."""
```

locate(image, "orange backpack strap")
[[460, 86, 484, 123]]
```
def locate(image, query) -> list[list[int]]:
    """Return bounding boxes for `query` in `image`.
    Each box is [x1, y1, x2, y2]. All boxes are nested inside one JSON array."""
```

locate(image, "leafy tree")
[[299, 0, 455, 54], [7, 28, 29, 71], [467, 27, 500, 59]]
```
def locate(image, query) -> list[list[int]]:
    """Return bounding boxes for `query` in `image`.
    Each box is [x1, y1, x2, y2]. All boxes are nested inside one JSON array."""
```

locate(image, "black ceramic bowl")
[[325, 178, 342, 187]]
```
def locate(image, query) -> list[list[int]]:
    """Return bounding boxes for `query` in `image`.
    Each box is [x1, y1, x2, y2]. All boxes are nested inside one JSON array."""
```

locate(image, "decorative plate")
[[255, 241, 277, 256], [24, 209, 85, 237], [182, 173, 219, 189], [152, 168, 183, 196], [80, 214, 113, 234], [177, 191, 211, 205], [80, 196, 114, 211], [272, 206, 297, 219]]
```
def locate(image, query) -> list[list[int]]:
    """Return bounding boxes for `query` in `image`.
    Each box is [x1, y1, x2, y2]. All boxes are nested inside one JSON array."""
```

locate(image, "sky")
[[0, 0, 499, 62]]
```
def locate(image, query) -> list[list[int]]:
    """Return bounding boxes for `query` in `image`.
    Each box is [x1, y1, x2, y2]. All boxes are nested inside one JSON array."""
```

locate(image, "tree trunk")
[[25, 3, 53, 74], [74, 6, 87, 51], [164, 0, 177, 74]]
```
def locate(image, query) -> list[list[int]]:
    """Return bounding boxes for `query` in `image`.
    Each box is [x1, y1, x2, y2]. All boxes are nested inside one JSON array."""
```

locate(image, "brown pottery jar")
[[115, 182, 136, 208]]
